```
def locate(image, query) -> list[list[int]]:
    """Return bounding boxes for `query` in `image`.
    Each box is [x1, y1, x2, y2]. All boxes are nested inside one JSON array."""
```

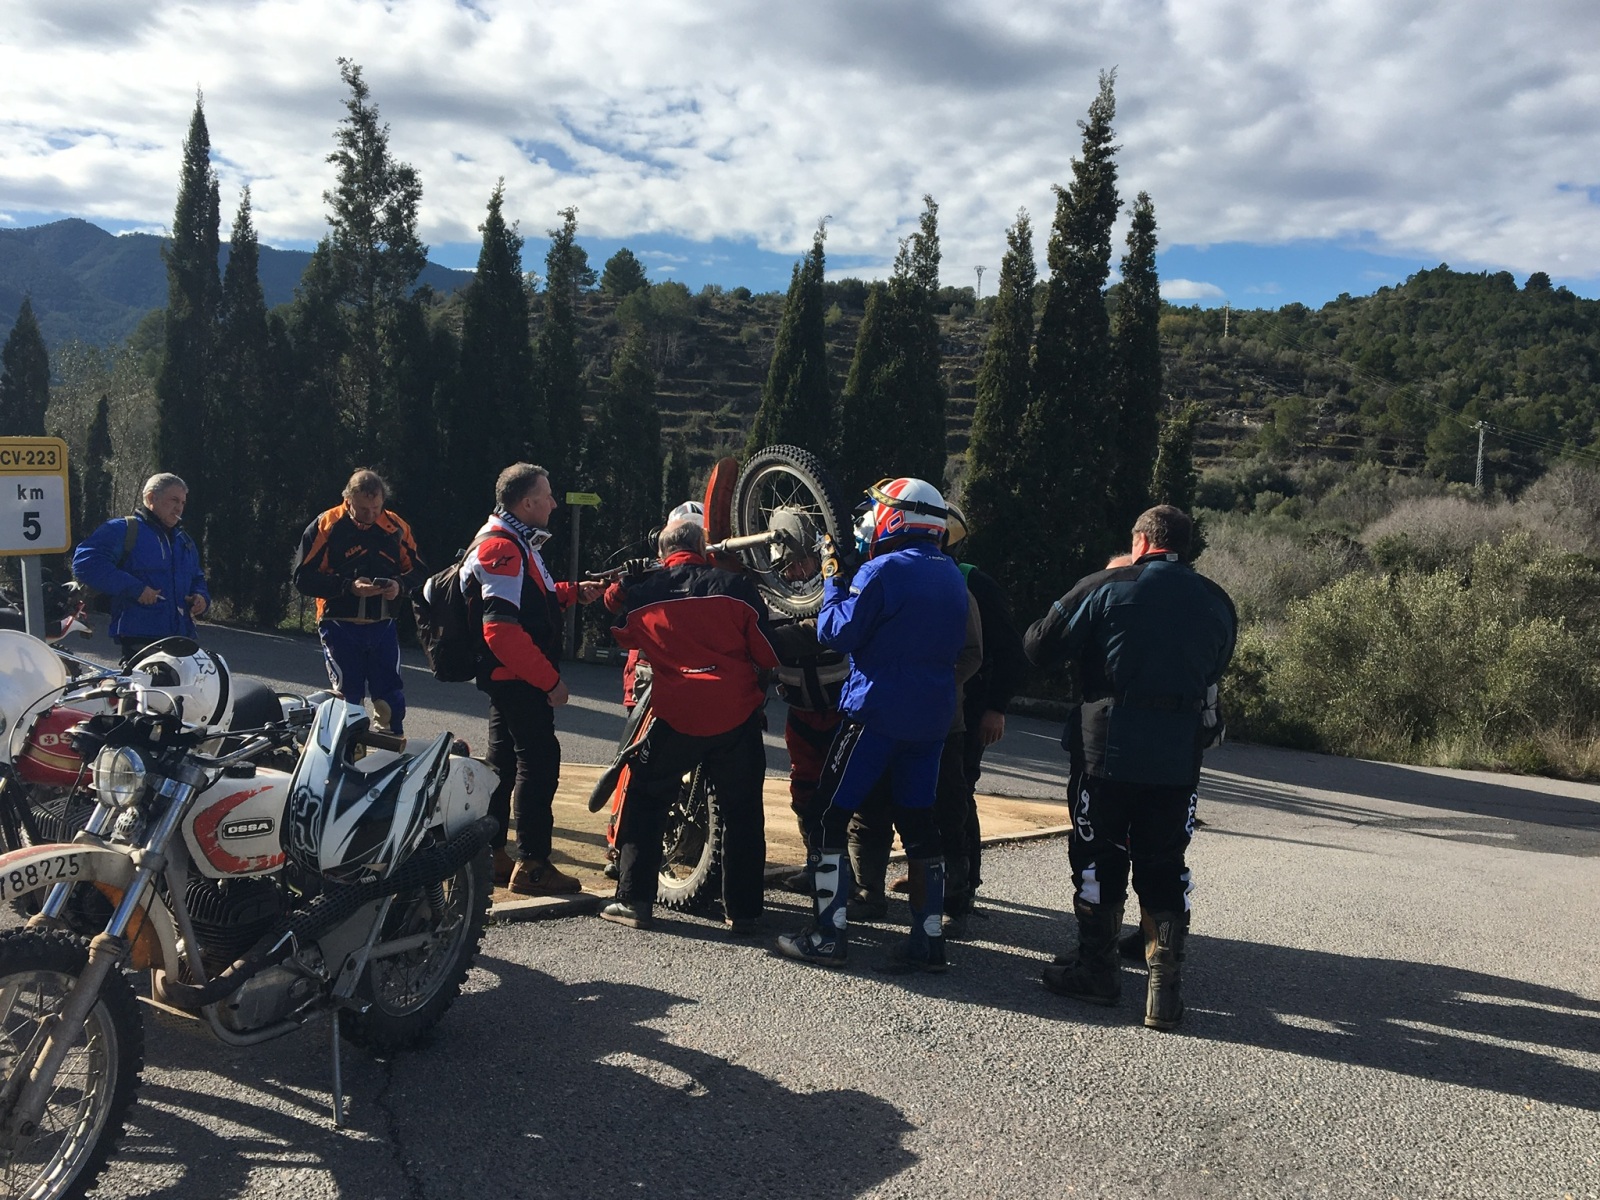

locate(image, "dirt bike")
[[586, 444, 848, 911], [0, 674, 496, 1199]]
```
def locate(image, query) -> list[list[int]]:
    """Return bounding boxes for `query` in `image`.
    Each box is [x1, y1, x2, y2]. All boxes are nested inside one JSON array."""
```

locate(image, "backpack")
[[412, 536, 492, 683], [79, 518, 142, 615]]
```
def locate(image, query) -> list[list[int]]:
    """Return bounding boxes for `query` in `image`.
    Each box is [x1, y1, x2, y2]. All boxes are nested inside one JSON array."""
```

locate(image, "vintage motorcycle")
[[0, 645, 497, 1199], [588, 444, 848, 910]]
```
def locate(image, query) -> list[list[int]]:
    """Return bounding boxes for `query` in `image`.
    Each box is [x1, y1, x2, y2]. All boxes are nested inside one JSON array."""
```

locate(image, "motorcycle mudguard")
[[703, 456, 739, 543], [0, 842, 181, 970]]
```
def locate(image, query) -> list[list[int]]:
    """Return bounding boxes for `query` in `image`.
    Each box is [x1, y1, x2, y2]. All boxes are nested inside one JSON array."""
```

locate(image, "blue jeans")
[[318, 619, 406, 734]]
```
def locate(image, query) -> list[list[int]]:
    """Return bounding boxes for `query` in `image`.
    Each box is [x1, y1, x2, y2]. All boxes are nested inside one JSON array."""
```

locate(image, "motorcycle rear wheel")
[[731, 444, 849, 618], [0, 930, 143, 1200], [657, 767, 721, 912], [340, 847, 492, 1053]]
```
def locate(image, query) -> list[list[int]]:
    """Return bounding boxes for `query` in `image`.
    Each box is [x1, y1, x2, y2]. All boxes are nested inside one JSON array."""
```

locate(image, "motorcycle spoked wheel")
[[731, 444, 850, 619], [339, 847, 492, 1054], [656, 767, 721, 912], [0, 930, 143, 1200]]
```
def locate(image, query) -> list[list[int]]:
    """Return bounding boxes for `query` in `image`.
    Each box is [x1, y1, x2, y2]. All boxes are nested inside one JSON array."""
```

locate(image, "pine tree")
[[586, 328, 662, 558], [154, 94, 221, 541], [747, 224, 832, 460], [537, 207, 588, 473], [454, 181, 539, 526], [0, 297, 50, 437], [962, 211, 1035, 573], [834, 196, 947, 493], [310, 59, 428, 467], [1019, 70, 1122, 610], [78, 396, 114, 536], [601, 248, 649, 298], [1108, 192, 1163, 535]]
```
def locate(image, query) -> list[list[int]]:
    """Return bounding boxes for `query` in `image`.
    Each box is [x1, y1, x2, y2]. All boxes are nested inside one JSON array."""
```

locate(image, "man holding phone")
[[292, 469, 427, 735]]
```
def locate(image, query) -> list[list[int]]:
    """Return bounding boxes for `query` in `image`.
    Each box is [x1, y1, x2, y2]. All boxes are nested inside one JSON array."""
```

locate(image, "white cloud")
[[1163, 279, 1227, 301], [0, 0, 1597, 278]]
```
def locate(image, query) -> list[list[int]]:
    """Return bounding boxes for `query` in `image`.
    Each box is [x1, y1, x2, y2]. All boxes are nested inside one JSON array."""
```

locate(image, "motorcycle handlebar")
[[358, 728, 407, 752]]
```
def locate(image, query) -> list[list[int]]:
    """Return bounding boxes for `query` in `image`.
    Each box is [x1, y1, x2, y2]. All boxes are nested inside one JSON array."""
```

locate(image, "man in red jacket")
[[601, 518, 781, 931], [464, 463, 603, 895]]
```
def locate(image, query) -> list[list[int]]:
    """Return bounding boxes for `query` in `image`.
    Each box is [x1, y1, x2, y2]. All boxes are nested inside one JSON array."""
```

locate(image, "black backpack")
[[412, 536, 492, 683], [77, 518, 142, 615]]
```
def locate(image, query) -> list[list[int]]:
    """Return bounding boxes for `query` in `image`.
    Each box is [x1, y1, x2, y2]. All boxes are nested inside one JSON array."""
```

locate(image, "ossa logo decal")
[[220, 817, 275, 840]]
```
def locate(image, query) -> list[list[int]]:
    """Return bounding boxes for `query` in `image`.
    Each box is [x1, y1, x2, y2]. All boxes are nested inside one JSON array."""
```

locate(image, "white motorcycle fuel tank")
[[181, 766, 293, 878], [0, 630, 70, 765]]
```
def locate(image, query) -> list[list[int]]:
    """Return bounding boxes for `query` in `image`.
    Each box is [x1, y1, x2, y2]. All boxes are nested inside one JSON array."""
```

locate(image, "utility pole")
[[1474, 420, 1487, 492], [974, 265, 985, 301], [1223, 303, 1230, 339]]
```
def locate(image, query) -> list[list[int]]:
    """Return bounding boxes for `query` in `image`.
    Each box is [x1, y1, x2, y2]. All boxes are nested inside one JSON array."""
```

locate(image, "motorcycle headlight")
[[93, 746, 147, 809]]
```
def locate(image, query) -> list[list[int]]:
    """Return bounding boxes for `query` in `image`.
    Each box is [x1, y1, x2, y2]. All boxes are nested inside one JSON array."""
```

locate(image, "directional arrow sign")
[[0, 438, 71, 556], [565, 492, 601, 507]]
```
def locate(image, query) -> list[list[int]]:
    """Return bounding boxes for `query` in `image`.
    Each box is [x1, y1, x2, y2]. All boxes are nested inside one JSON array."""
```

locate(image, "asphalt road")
[[50, 621, 1600, 1197]]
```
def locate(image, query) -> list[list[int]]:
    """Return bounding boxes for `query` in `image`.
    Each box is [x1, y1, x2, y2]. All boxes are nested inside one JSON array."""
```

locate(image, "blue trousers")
[[319, 619, 406, 734], [814, 718, 942, 856]]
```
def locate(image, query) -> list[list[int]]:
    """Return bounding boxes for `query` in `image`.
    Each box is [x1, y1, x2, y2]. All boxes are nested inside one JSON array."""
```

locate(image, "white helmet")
[[857, 478, 947, 557], [131, 638, 233, 729], [284, 699, 451, 884], [667, 500, 705, 527]]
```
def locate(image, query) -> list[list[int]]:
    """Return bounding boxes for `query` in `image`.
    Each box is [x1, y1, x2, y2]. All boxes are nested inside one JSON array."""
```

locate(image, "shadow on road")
[[110, 957, 916, 1199]]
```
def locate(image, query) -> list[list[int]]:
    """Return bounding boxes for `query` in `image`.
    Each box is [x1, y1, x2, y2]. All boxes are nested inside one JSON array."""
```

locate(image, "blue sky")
[[4, 0, 1598, 312]]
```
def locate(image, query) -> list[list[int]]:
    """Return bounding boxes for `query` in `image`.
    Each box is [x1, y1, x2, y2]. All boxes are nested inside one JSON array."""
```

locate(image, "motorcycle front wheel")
[[657, 767, 721, 911], [0, 930, 143, 1200], [340, 847, 492, 1053], [731, 444, 850, 618]]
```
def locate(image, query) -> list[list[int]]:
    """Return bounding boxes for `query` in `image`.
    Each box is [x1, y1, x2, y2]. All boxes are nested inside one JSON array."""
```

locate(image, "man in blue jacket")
[[72, 473, 209, 661], [777, 477, 969, 972], [1025, 505, 1236, 1030]]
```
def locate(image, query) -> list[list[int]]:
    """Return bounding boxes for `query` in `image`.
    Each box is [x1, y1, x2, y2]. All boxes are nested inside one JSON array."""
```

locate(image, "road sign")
[[565, 492, 601, 507], [0, 438, 71, 557]]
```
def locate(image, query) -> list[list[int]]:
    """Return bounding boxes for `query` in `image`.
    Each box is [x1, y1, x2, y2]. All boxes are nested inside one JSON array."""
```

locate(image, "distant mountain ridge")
[[0, 218, 477, 348]]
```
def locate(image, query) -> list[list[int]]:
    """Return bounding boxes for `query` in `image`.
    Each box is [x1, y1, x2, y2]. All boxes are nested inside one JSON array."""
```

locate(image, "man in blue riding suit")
[[777, 477, 970, 972]]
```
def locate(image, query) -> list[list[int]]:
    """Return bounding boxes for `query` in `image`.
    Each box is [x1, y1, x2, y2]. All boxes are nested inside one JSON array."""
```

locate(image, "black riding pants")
[[482, 679, 559, 862], [1066, 773, 1197, 915], [615, 712, 767, 919]]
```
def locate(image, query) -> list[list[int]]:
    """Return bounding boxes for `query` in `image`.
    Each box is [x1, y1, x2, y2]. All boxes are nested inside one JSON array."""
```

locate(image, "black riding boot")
[[1143, 910, 1189, 1030], [847, 825, 891, 921], [1042, 900, 1124, 1005], [882, 856, 946, 973], [782, 818, 818, 895], [941, 855, 972, 940]]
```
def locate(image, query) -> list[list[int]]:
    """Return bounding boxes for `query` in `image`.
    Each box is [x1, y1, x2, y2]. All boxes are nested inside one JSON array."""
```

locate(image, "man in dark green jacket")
[[1024, 505, 1236, 1030]]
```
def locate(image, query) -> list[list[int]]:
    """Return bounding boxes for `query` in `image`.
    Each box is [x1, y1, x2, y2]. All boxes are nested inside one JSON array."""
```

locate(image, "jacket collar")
[[662, 550, 706, 568], [490, 506, 551, 553]]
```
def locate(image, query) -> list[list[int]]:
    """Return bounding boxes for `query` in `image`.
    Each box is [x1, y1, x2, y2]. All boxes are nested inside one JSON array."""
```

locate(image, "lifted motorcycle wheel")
[[731, 444, 849, 619], [657, 767, 721, 912], [0, 929, 143, 1200]]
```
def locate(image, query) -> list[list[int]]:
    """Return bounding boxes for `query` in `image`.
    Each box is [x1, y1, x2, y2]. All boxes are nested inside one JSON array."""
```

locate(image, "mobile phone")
[[371, 577, 395, 588]]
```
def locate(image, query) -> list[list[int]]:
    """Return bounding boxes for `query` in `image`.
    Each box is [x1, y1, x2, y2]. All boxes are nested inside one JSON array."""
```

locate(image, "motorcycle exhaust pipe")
[[160, 815, 496, 1011]]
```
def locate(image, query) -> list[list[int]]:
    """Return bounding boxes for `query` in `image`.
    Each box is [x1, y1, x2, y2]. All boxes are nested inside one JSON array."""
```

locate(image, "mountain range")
[[0, 219, 476, 348]]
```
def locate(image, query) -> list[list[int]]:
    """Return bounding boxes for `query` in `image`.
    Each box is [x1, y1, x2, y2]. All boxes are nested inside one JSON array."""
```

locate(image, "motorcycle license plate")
[[0, 852, 83, 901]]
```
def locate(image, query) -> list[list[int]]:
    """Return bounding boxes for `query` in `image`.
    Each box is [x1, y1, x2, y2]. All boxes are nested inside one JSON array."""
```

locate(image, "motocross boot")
[[1143, 910, 1189, 1030], [777, 850, 850, 965], [941, 854, 972, 940], [781, 820, 819, 895], [882, 857, 947, 973], [846, 826, 891, 922], [1042, 900, 1124, 1005]]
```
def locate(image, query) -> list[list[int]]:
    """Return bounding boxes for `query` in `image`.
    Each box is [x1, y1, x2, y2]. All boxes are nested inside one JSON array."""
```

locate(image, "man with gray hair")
[[599, 518, 780, 931], [72, 472, 209, 661]]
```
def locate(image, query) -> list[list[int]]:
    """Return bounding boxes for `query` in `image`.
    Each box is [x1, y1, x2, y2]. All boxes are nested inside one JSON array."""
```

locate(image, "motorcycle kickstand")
[[326, 997, 369, 1128]]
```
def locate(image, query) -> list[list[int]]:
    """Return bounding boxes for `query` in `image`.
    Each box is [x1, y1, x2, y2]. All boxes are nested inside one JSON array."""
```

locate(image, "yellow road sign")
[[0, 437, 71, 556]]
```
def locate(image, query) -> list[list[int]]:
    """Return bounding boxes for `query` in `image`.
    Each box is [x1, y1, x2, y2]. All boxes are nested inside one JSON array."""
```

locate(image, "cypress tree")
[[586, 327, 662, 559], [1150, 401, 1201, 513], [78, 396, 114, 536], [0, 297, 50, 437], [962, 211, 1035, 574], [210, 189, 274, 617], [537, 207, 588, 473], [662, 436, 692, 512], [834, 195, 947, 493], [1020, 70, 1122, 610], [747, 223, 832, 460], [154, 94, 221, 541], [454, 181, 539, 525], [1108, 192, 1163, 534]]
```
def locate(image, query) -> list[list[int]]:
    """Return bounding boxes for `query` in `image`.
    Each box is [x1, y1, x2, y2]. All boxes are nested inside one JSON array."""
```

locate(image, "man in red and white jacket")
[[464, 463, 603, 895], [600, 519, 780, 931]]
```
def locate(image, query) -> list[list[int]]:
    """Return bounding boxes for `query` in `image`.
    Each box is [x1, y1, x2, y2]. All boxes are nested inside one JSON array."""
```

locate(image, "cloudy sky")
[[3, 0, 1598, 306]]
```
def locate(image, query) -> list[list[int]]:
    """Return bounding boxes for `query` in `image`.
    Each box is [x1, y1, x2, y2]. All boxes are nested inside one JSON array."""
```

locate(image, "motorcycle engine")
[[184, 876, 286, 978]]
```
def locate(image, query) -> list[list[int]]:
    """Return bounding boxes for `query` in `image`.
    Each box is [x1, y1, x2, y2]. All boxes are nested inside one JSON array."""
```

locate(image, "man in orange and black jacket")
[[292, 469, 426, 734], [600, 518, 781, 932]]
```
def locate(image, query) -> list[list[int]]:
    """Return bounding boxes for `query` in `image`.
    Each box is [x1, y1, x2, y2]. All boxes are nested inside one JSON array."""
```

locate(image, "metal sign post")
[[563, 492, 601, 657], [0, 438, 72, 639]]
